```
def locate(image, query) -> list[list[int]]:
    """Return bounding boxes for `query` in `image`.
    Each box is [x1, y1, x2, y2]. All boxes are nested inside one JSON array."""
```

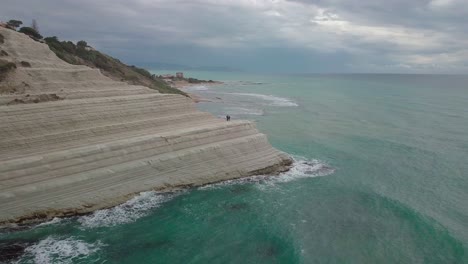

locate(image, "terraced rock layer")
[[0, 28, 291, 224]]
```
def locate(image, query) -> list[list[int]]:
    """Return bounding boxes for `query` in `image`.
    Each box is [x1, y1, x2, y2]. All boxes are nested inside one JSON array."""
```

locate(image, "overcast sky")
[[2, 0, 468, 73]]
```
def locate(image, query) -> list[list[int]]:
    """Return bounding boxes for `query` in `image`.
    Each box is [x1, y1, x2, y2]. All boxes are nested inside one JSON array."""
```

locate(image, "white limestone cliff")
[[0, 28, 292, 224]]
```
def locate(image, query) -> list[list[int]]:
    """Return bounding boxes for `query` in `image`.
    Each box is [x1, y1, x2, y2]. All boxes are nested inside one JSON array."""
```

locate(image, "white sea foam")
[[199, 157, 334, 190], [231, 93, 298, 107], [35, 217, 63, 228], [224, 107, 264, 116], [19, 236, 103, 264], [185, 85, 209, 91], [78, 191, 180, 228], [276, 158, 335, 182]]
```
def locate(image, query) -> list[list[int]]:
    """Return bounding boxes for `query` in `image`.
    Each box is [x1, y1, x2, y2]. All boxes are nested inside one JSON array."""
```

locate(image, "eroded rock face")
[[6, 93, 62, 105], [0, 28, 291, 224]]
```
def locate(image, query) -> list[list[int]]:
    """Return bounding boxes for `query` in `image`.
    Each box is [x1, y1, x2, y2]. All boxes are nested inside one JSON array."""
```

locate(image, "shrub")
[[18, 27, 43, 39], [44, 37, 63, 51], [20, 61, 31, 67], [130, 65, 153, 79], [188, 78, 202, 84], [44, 36, 59, 44], [7, 20, 23, 30], [88, 52, 113, 71], [61, 41, 76, 54], [0, 61, 16, 73], [0, 60, 16, 81], [55, 51, 78, 65], [77, 40, 87, 48]]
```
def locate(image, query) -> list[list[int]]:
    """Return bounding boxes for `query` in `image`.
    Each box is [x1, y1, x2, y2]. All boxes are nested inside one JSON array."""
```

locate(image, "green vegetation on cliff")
[[0, 60, 16, 81], [18, 27, 43, 39], [187, 77, 215, 84], [43, 36, 186, 95], [3, 17, 185, 95]]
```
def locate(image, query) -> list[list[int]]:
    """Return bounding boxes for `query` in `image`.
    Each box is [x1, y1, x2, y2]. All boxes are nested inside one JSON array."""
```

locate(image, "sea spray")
[[198, 157, 335, 191], [35, 217, 63, 228], [26, 158, 326, 230], [17, 236, 103, 264], [78, 191, 182, 229], [184, 85, 210, 91]]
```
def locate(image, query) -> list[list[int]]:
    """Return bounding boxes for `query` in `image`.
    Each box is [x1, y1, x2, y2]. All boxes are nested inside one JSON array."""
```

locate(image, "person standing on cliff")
[[226, 115, 231, 121]]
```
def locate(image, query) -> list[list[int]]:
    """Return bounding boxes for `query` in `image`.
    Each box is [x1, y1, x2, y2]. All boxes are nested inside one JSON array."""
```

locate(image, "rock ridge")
[[0, 28, 292, 225]]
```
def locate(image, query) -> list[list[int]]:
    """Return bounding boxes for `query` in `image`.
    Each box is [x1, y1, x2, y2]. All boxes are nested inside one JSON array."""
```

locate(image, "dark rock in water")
[[317, 165, 334, 174], [110, 239, 172, 260], [304, 163, 335, 175], [256, 245, 278, 258], [0, 240, 34, 263], [229, 185, 250, 194]]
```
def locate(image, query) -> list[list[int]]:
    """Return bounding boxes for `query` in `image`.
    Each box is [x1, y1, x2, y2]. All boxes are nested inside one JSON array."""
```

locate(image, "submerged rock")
[[0, 240, 35, 263]]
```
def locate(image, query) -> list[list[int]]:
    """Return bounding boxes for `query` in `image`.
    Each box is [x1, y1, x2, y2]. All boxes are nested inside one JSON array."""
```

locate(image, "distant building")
[[176, 72, 184, 78], [161, 74, 175, 79]]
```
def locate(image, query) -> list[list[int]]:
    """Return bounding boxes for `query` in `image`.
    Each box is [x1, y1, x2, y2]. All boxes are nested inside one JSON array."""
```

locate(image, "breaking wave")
[[224, 106, 264, 116], [184, 85, 210, 91], [18, 236, 103, 264], [35, 217, 63, 228], [231, 93, 298, 107], [239, 81, 266, 85], [78, 191, 181, 228], [277, 158, 335, 182], [199, 157, 335, 190], [223, 81, 266, 86]]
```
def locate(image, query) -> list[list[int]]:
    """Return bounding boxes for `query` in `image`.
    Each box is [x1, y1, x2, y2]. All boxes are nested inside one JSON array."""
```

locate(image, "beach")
[[169, 78, 223, 103]]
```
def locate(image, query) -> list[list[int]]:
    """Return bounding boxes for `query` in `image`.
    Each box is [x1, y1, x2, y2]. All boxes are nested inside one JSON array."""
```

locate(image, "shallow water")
[[2, 73, 467, 263]]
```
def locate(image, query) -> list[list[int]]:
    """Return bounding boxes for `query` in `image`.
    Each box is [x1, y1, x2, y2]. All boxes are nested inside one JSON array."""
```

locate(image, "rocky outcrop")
[[0, 28, 291, 224]]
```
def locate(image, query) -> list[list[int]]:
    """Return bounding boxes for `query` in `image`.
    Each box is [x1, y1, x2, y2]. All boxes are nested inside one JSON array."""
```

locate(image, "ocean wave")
[[35, 217, 63, 228], [78, 191, 180, 228], [276, 158, 335, 182], [231, 93, 298, 107], [239, 81, 266, 85], [199, 157, 334, 190], [185, 85, 209, 91], [18, 236, 103, 264], [224, 107, 264, 116], [224, 81, 266, 86]]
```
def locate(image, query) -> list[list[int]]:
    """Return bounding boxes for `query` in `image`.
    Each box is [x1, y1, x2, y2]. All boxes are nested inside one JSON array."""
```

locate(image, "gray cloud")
[[1, 0, 467, 73]]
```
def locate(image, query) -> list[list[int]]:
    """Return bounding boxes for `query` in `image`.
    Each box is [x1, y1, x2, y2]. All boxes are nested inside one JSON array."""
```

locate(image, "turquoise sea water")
[[2, 73, 467, 263]]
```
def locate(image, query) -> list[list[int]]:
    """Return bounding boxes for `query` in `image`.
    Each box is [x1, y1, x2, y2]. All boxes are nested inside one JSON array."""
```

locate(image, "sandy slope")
[[0, 28, 291, 224]]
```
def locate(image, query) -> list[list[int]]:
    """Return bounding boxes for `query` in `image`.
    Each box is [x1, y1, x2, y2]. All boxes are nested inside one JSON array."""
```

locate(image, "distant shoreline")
[[170, 79, 223, 103]]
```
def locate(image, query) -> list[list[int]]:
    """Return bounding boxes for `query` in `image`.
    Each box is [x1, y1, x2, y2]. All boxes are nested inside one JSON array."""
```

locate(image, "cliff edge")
[[0, 28, 292, 225]]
